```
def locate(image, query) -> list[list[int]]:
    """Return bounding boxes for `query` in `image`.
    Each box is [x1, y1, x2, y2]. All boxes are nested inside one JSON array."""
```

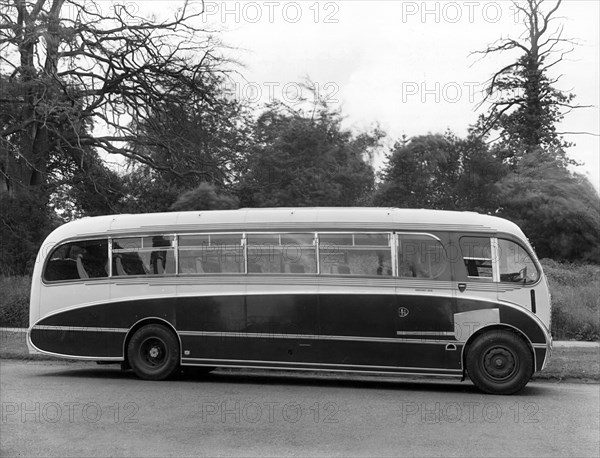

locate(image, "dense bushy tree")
[[494, 153, 600, 262], [170, 182, 239, 211], [127, 78, 252, 191], [452, 133, 507, 212], [238, 100, 378, 207], [374, 134, 458, 209], [0, 191, 57, 275], [49, 150, 126, 219], [114, 167, 180, 214], [374, 133, 507, 212]]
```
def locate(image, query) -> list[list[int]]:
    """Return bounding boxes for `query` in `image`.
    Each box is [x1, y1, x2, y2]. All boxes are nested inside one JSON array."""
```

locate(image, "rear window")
[[44, 239, 109, 282]]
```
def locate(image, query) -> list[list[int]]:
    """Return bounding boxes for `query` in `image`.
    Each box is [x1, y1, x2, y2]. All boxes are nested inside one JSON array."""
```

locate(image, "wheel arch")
[[460, 323, 535, 379], [122, 317, 181, 366]]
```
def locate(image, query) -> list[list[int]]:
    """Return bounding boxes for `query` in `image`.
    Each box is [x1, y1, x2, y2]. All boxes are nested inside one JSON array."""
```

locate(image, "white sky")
[[150, 0, 600, 189]]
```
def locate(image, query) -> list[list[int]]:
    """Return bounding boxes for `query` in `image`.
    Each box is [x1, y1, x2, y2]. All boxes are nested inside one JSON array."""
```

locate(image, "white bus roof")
[[43, 208, 527, 244]]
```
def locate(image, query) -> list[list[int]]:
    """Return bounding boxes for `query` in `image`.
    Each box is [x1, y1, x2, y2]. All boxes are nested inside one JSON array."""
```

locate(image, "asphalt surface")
[[1, 359, 599, 457]]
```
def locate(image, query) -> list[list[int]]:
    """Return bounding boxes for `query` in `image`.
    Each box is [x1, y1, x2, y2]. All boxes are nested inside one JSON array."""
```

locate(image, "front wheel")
[[466, 330, 533, 395], [127, 324, 180, 380]]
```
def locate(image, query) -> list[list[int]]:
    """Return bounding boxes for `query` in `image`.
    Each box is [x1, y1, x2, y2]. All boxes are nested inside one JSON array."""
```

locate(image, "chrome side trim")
[[396, 331, 455, 337], [178, 330, 457, 345], [32, 325, 128, 333], [181, 357, 462, 373], [183, 362, 462, 377]]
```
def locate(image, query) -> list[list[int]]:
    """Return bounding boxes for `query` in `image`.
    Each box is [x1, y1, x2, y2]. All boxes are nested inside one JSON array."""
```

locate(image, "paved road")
[[1, 360, 598, 457]]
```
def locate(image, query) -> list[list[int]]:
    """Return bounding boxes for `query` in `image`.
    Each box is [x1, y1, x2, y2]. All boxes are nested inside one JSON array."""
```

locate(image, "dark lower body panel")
[[29, 292, 550, 374]]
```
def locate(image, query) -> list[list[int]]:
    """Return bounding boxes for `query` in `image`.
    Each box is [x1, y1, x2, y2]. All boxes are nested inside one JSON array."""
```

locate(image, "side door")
[[393, 232, 457, 371], [316, 232, 397, 369], [244, 232, 320, 365], [453, 234, 500, 342]]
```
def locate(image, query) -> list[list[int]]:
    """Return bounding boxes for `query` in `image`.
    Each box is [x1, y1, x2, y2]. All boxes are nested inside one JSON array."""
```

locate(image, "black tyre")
[[127, 324, 180, 380], [466, 330, 533, 395]]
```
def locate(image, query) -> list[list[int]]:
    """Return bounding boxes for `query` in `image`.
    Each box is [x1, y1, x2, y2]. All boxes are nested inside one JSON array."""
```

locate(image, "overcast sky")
[[155, 0, 599, 189]]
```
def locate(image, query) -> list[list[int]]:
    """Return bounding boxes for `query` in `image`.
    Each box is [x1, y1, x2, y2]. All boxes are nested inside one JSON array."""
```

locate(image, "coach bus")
[[28, 207, 552, 394]]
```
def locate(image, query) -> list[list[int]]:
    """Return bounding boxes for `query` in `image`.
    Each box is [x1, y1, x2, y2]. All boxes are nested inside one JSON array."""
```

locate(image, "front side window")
[[319, 233, 392, 276], [112, 236, 175, 276], [460, 236, 493, 279], [498, 239, 539, 284], [44, 239, 108, 281], [398, 234, 448, 279], [247, 233, 316, 274]]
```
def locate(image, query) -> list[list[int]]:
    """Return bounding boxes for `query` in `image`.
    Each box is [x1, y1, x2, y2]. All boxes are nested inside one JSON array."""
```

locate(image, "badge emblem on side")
[[398, 307, 409, 318]]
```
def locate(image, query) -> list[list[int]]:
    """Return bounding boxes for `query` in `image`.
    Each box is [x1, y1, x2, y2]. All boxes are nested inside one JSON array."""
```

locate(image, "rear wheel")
[[466, 330, 533, 395], [127, 324, 180, 380]]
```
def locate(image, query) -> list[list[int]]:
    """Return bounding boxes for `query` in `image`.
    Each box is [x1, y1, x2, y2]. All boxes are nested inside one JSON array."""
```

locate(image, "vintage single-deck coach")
[[28, 207, 552, 394]]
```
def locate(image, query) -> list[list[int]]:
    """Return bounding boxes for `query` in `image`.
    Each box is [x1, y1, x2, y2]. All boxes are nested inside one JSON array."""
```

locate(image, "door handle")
[[458, 283, 467, 292]]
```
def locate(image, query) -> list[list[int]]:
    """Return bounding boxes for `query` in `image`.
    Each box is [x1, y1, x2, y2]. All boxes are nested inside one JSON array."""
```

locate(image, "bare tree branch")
[[471, 0, 588, 163], [0, 0, 250, 197]]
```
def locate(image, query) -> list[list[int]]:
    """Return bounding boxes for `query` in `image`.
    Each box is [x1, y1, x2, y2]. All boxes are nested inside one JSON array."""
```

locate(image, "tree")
[[238, 99, 378, 207], [0, 0, 236, 273], [474, 0, 584, 165], [0, 0, 227, 200], [469, 0, 599, 263], [49, 149, 126, 219], [452, 132, 508, 213], [0, 191, 57, 275], [169, 182, 239, 211], [374, 134, 455, 209], [494, 152, 600, 263], [127, 79, 253, 192], [374, 132, 506, 211]]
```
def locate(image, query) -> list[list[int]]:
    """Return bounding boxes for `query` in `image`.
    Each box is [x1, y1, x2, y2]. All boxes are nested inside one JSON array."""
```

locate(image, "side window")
[[247, 233, 316, 274], [112, 236, 175, 276], [178, 234, 243, 274], [498, 239, 539, 284], [459, 237, 492, 279], [398, 235, 448, 279], [44, 239, 108, 281], [319, 233, 392, 276]]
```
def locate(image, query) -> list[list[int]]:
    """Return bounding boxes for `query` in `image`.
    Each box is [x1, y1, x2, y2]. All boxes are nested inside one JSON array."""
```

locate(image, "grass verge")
[[543, 259, 600, 341], [532, 346, 600, 383]]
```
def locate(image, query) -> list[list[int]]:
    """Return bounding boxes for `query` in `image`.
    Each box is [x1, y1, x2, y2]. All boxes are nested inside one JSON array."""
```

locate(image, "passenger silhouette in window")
[[151, 236, 170, 274]]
